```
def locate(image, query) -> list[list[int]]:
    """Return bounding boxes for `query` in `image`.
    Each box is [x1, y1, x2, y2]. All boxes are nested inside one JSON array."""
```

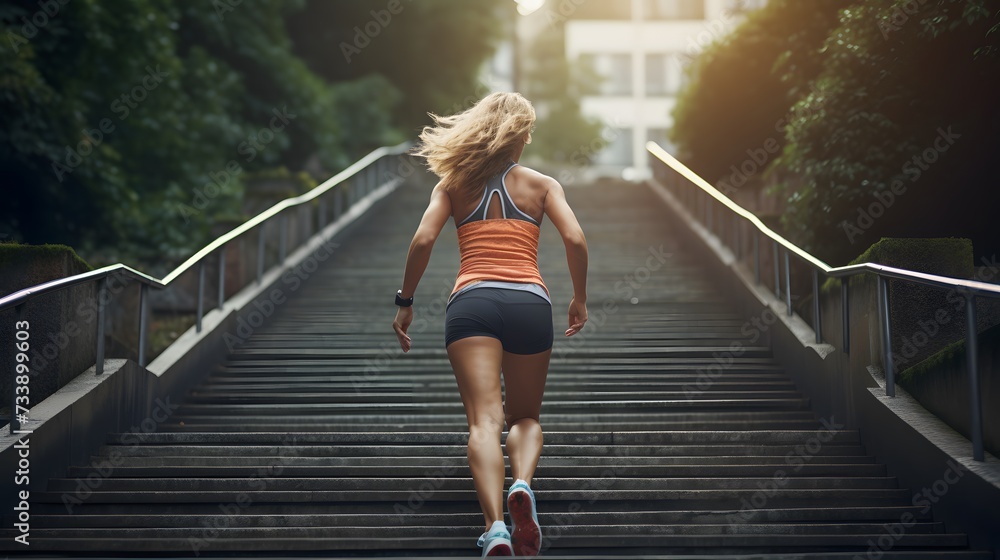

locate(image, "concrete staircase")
[[5, 178, 990, 558]]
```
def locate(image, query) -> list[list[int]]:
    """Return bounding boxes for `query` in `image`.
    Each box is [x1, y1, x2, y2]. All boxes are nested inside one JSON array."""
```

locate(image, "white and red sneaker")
[[507, 479, 541, 556], [477, 520, 513, 557]]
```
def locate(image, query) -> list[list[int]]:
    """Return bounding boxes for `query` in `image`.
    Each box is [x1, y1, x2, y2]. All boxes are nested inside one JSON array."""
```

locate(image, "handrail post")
[[753, 234, 760, 285], [812, 269, 822, 343], [96, 278, 107, 375], [965, 294, 984, 461], [879, 276, 895, 397], [841, 279, 850, 354], [784, 250, 792, 315], [319, 198, 327, 230], [335, 186, 343, 218], [257, 223, 266, 286], [196, 262, 205, 333], [733, 216, 741, 260], [705, 196, 712, 232], [278, 214, 287, 265], [218, 247, 226, 310], [773, 240, 780, 298], [138, 284, 149, 367], [303, 205, 311, 241]]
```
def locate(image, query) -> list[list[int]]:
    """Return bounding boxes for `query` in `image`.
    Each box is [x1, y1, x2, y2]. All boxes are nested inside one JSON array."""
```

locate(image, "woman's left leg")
[[446, 335, 506, 532]]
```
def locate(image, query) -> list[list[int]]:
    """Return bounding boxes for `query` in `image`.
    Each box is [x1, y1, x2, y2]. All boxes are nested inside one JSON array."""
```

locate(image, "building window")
[[648, 53, 685, 96], [646, 54, 666, 95], [644, 0, 705, 20], [595, 127, 634, 166], [580, 53, 633, 96]]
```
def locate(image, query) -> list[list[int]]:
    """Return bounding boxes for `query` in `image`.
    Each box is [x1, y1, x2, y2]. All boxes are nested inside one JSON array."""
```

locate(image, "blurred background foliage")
[[520, 15, 604, 164], [671, 0, 1000, 265], [0, 0, 500, 270]]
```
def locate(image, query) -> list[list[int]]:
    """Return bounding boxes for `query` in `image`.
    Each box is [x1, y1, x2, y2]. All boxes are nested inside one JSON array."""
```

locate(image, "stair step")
[[29, 506, 934, 528], [34, 488, 914, 504], [103, 430, 858, 445], [224, 346, 776, 360], [157, 420, 827, 432], [0, 533, 974, 553], [96, 443, 865, 458], [47, 476, 900, 493], [88, 455, 878, 467], [11, 523, 954, 537], [165, 410, 820, 423], [66, 464, 887, 478], [170, 398, 813, 414]]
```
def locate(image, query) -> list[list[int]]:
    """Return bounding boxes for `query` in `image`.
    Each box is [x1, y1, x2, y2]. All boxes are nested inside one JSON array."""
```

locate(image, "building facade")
[[563, 0, 765, 180]]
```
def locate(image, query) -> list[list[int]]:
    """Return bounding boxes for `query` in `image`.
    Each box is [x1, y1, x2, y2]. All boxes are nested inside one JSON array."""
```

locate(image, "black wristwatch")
[[395, 289, 414, 307]]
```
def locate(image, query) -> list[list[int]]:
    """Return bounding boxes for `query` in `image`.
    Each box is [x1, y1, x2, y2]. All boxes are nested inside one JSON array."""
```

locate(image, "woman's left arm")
[[393, 182, 452, 352]]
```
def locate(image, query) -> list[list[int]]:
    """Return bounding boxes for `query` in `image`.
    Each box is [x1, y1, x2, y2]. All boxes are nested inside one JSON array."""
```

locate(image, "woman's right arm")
[[541, 177, 589, 336]]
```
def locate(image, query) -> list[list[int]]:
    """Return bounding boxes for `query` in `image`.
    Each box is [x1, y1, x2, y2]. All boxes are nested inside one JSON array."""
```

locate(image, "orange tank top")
[[451, 163, 549, 298]]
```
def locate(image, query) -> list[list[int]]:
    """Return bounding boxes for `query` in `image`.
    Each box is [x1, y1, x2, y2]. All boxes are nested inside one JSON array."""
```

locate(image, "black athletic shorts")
[[445, 287, 554, 354]]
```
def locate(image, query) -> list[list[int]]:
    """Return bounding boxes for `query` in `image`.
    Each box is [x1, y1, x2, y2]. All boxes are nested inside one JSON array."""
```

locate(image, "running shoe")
[[477, 519, 512, 556], [507, 479, 541, 556]]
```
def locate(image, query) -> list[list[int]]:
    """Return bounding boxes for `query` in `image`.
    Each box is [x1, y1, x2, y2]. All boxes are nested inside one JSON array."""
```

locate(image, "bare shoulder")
[[430, 180, 453, 205], [510, 164, 561, 196]]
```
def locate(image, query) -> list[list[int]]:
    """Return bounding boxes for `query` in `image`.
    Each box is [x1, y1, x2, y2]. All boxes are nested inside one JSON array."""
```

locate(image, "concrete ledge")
[[646, 178, 1000, 555], [0, 359, 153, 523], [861, 365, 1000, 553]]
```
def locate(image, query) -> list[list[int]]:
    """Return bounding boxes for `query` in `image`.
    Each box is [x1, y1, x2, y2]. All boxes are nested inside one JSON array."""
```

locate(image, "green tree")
[[670, 0, 846, 187], [670, 0, 1000, 264], [0, 0, 410, 267], [287, 0, 502, 132], [772, 0, 1000, 263], [1, 0, 254, 264]]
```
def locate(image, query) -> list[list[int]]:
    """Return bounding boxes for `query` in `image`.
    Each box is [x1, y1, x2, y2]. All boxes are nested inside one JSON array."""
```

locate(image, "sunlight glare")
[[515, 0, 545, 16]]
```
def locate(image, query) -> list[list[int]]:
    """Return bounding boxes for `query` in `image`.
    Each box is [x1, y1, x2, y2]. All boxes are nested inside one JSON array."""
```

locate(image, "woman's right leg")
[[501, 347, 550, 557], [501, 348, 551, 485]]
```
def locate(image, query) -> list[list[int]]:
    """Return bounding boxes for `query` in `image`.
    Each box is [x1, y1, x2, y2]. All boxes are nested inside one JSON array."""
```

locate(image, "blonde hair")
[[413, 92, 536, 204]]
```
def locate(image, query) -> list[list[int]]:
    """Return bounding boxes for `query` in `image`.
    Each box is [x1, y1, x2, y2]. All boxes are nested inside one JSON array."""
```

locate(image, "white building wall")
[[565, 0, 761, 179]]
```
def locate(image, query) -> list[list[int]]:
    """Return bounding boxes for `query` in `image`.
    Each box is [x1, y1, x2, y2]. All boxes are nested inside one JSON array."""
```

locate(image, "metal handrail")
[[162, 143, 408, 284], [647, 141, 996, 461], [0, 265, 161, 312], [3, 142, 412, 433], [646, 142, 1000, 297]]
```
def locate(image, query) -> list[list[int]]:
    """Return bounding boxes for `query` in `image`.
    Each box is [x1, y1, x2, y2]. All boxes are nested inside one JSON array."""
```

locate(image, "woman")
[[391, 92, 589, 556]]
